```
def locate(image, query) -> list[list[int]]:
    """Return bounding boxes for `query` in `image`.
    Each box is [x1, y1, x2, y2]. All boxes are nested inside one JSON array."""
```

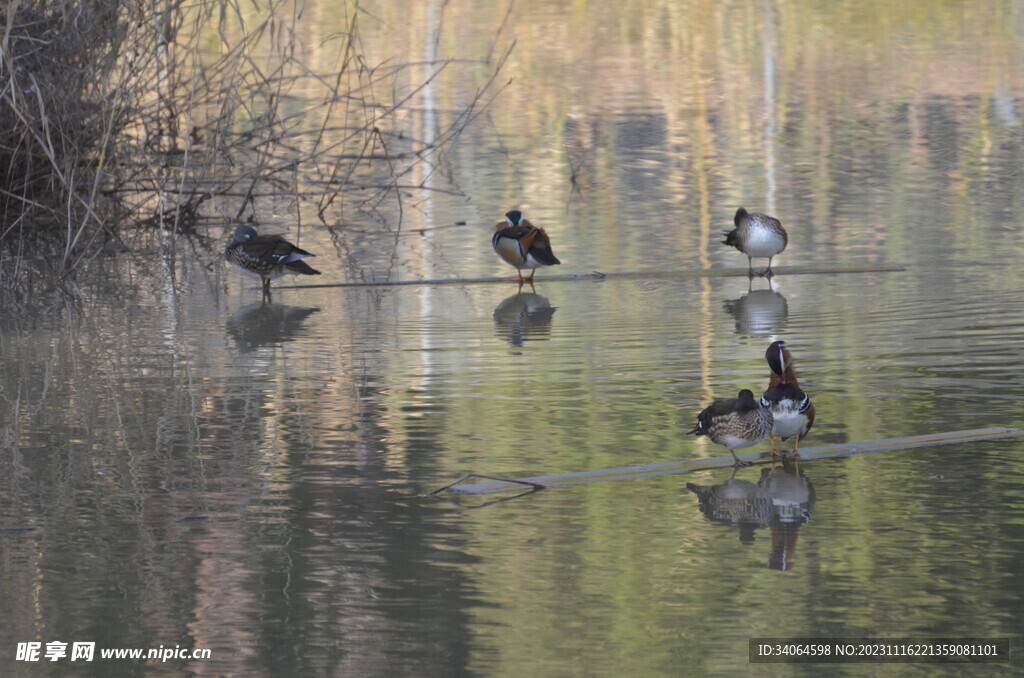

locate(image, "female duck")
[[723, 207, 788, 277], [690, 389, 774, 468], [226, 225, 320, 302]]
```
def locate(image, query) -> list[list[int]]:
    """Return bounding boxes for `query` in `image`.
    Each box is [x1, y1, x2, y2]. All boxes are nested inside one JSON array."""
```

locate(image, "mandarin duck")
[[492, 210, 560, 286], [759, 340, 815, 458], [689, 389, 774, 468], [226, 225, 321, 302]]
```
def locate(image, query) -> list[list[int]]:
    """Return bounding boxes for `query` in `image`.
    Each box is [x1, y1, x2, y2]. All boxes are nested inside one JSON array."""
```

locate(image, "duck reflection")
[[760, 464, 816, 571], [686, 462, 815, 570], [685, 477, 771, 544], [493, 292, 556, 347], [722, 280, 788, 335], [226, 302, 320, 353]]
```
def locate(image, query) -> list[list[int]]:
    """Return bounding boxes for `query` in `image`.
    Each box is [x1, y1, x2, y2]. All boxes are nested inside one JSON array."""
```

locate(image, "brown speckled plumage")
[[226, 225, 320, 302], [690, 389, 774, 468]]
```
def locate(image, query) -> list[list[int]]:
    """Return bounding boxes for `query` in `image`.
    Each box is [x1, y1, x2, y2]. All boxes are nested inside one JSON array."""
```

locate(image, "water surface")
[[3, 1, 1024, 676]]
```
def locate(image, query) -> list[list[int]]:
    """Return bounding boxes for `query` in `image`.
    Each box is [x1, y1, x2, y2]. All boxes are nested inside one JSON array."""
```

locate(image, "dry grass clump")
[[1, 3, 128, 248]]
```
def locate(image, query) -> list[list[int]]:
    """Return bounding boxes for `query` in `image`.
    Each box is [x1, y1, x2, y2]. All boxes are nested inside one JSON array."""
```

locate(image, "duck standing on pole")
[[226, 225, 321, 303], [723, 207, 788, 277]]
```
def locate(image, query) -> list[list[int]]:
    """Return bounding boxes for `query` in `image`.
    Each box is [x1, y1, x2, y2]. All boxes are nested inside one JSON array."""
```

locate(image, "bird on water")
[[492, 210, 561, 287], [759, 340, 815, 459], [689, 389, 774, 468], [723, 207, 788, 277], [225, 225, 321, 302]]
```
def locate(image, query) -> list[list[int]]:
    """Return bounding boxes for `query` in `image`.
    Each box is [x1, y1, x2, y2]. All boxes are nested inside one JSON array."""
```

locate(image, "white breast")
[[742, 227, 787, 258], [717, 433, 760, 450], [231, 263, 268, 281], [771, 408, 808, 438]]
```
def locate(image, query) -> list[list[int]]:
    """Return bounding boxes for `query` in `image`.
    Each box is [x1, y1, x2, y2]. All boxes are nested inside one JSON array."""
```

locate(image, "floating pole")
[[428, 427, 1023, 496], [278, 263, 905, 290]]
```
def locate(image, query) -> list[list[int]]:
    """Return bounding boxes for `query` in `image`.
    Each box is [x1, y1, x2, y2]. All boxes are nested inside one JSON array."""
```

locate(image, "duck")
[[722, 207, 788, 277], [689, 389, 774, 468], [492, 210, 560, 286], [759, 340, 815, 458], [225, 225, 321, 302]]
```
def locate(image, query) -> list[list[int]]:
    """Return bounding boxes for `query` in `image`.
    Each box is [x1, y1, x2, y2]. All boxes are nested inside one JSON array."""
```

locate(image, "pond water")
[[3, 1, 1024, 676]]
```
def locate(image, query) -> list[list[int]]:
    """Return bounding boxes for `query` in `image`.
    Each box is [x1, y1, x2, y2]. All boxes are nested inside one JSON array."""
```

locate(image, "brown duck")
[[225, 225, 321, 302], [690, 389, 774, 468]]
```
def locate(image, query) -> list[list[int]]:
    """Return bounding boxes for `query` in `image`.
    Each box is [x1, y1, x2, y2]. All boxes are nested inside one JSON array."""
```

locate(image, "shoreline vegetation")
[[0, 1, 511, 286]]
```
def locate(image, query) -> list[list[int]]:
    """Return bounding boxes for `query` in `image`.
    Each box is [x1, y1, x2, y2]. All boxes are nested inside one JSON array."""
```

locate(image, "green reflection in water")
[[2, 1, 1024, 676]]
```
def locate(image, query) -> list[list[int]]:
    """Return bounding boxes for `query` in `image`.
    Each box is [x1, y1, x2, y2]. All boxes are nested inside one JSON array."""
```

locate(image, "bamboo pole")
[[278, 263, 905, 290], [428, 427, 1023, 496]]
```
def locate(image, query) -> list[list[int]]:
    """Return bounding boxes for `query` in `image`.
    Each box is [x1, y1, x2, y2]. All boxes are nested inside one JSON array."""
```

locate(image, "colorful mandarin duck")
[[492, 210, 561, 286], [689, 389, 774, 468], [722, 207, 788, 277], [225, 225, 321, 302], [760, 340, 815, 458]]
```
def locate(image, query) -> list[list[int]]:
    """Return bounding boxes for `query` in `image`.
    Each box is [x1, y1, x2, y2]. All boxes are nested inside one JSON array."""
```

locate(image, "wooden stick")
[[424, 473, 547, 496], [428, 427, 1023, 496], [277, 264, 906, 290]]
